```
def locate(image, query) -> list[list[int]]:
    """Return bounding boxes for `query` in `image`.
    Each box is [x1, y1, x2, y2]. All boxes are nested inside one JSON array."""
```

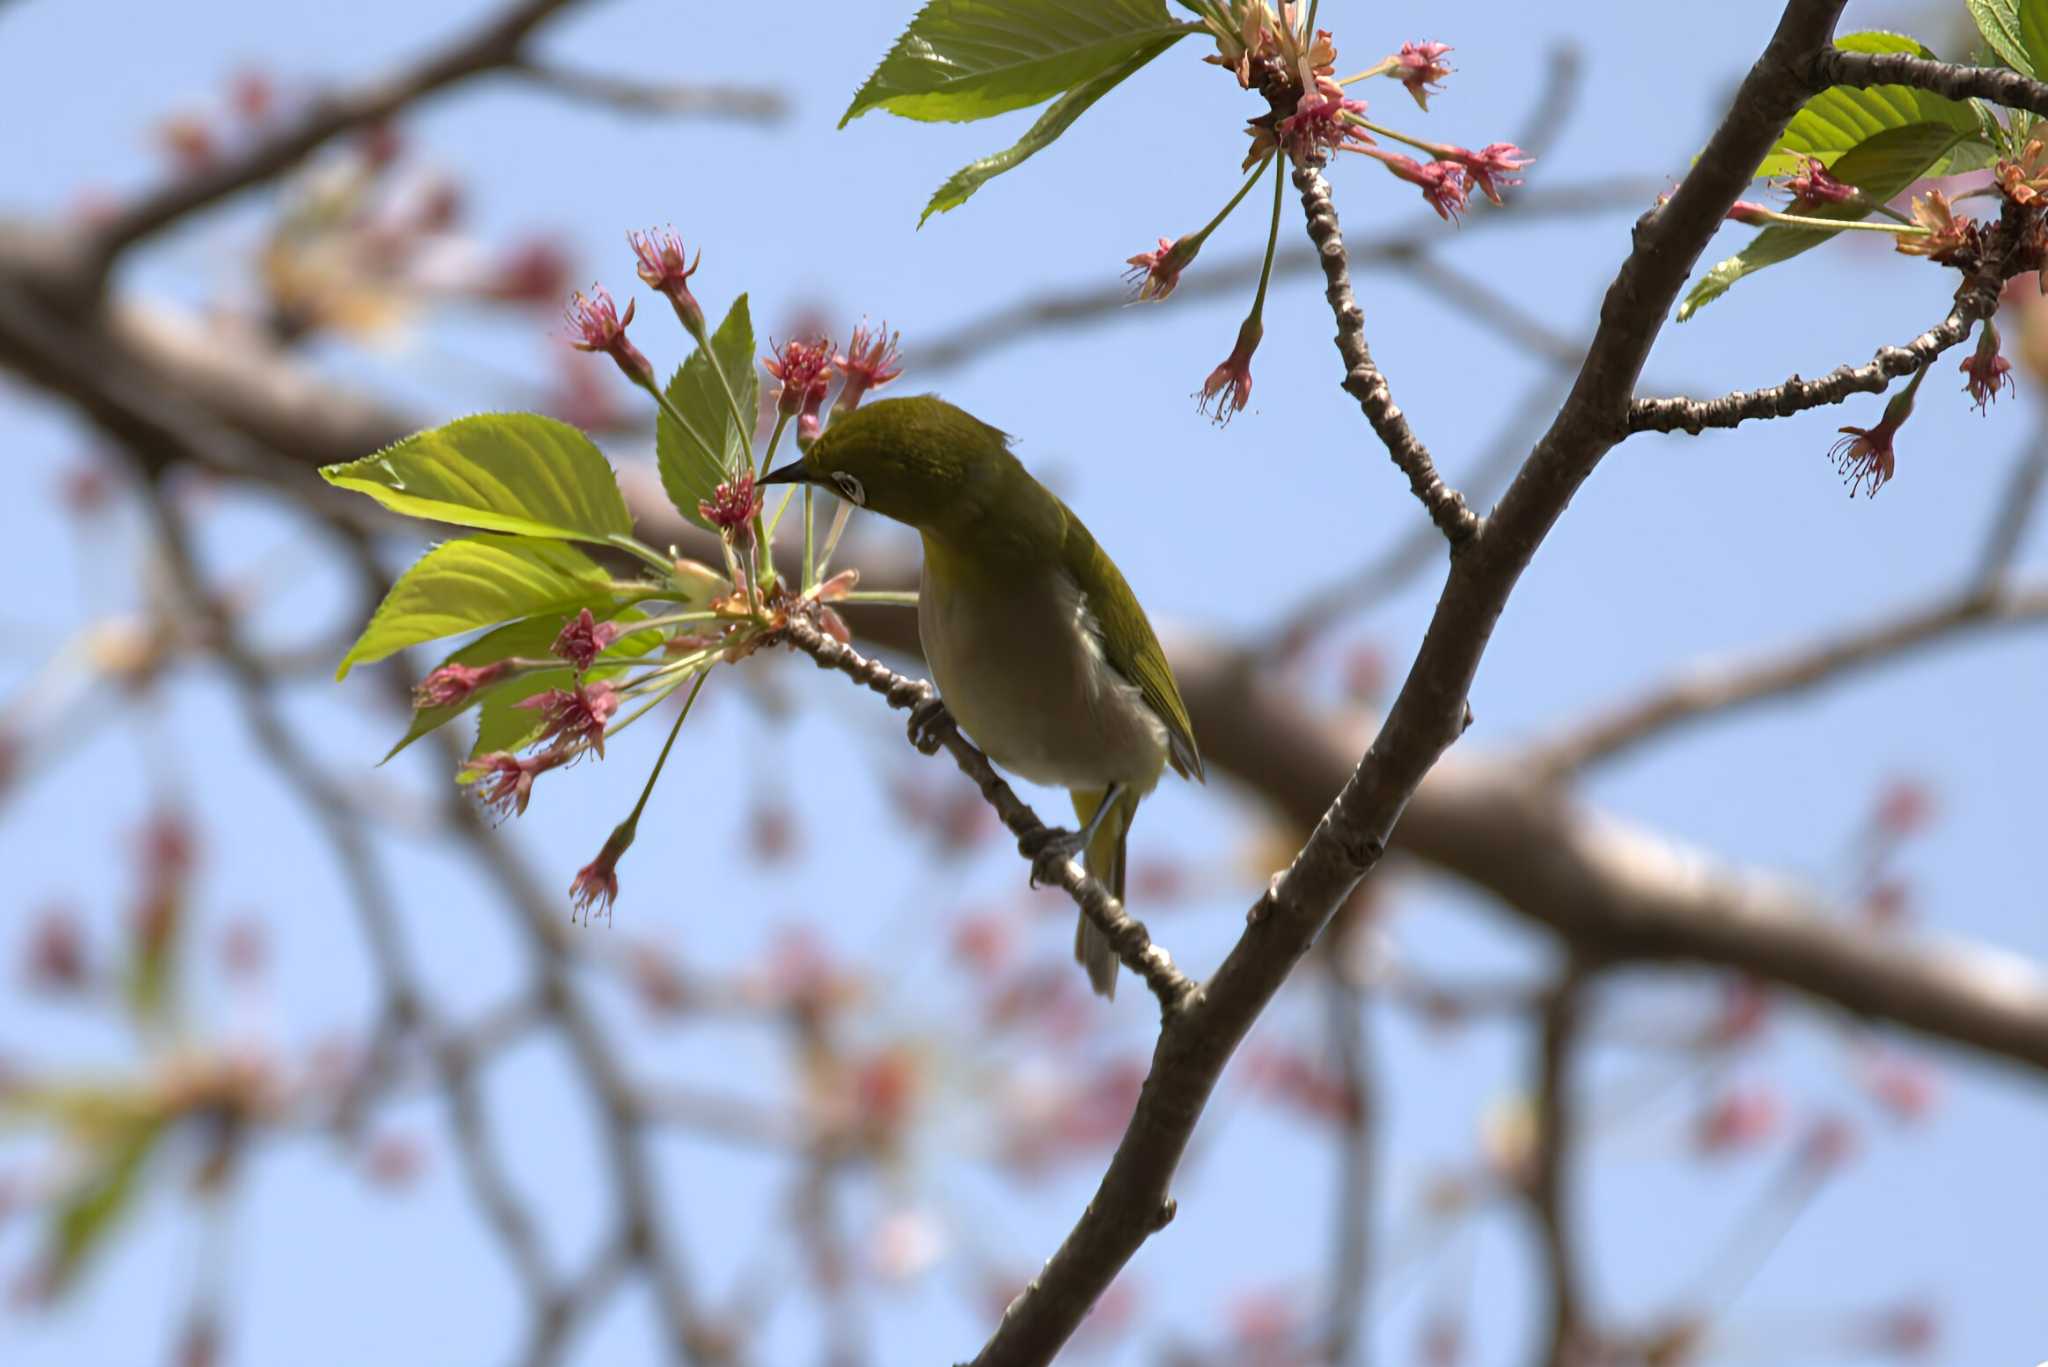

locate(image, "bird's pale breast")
[[918, 558, 1171, 794]]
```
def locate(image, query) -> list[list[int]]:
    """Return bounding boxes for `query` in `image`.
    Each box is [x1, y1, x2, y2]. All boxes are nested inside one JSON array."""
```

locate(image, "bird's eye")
[[832, 472, 867, 507]]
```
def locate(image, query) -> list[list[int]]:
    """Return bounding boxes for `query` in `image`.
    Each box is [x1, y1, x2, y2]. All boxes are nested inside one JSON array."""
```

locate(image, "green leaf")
[[337, 535, 615, 679], [320, 413, 633, 544], [1679, 122, 1969, 321], [468, 622, 667, 758], [921, 34, 1177, 222], [841, 0, 1190, 126], [45, 1118, 165, 1297], [656, 295, 756, 531], [1755, 33, 1983, 178], [1969, 0, 2034, 73], [2025, 0, 2048, 81]]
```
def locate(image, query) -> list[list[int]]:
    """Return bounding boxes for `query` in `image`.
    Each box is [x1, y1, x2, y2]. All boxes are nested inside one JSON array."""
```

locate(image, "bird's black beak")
[[757, 463, 813, 487]]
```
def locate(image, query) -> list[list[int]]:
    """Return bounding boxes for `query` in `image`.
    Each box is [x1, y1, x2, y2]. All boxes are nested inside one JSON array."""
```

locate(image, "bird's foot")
[[1020, 825, 1087, 889], [905, 694, 949, 755]]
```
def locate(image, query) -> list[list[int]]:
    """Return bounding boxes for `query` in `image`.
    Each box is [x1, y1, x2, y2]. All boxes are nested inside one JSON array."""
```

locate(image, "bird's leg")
[[905, 692, 949, 755], [1023, 783, 1124, 889]]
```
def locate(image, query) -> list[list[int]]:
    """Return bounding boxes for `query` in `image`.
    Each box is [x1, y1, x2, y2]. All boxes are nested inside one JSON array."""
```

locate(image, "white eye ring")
[[833, 472, 867, 507]]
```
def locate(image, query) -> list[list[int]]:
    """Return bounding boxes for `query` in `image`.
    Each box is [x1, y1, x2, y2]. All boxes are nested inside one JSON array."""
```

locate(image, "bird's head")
[[759, 394, 1013, 534]]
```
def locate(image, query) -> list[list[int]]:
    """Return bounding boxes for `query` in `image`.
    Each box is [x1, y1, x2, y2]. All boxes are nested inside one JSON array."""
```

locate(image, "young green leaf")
[[922, 34, 1178, 222], [45, 1117, 166, 1297], [657, 295, 756, 531], [337, 535, 617, 679], [320, 413, 634, 544], [842, 0, 1191, 127], [1968, 0, 2034, 73], [2024, 0, 2048, 81], [1754, 32, 1982, 179], [1680, 122, 1969, 321]]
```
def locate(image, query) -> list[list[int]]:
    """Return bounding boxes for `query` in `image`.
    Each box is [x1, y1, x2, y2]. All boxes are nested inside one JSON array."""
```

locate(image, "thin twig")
[[509, 59, 788, 121], [1975, 429, 2048, 585], [1532, 966, 1594, 1367], [1294, 157, 1480, 546], [1627, 299, 1993, 434], [77, 0, 585, 291], [1533, 579, 2048, 774]]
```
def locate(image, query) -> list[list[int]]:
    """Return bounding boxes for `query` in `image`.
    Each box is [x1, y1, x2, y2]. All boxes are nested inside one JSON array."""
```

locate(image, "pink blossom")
[[1449, 142, 1532, 206], [460, 750, 566, 820], [413, 659, 514, 709], [1124, 235, 1197, 302], [1197, 316, 1262, 426], [514, 681, 620, 758], [832, 321, 904, 413], [1960, 324, 2015, 413], [565, 286, 654, 388], [628, 227, 706, 340], [550, 608, 621, 674], [1362, 149, 1469, 221], [1393, 41, 1453, 109], [698, 469, 763, 544], [1783, 155, 1857, 208]]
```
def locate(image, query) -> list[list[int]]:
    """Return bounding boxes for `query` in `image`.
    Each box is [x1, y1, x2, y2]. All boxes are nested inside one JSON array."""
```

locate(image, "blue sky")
[[2, 1, 2044, 1364]]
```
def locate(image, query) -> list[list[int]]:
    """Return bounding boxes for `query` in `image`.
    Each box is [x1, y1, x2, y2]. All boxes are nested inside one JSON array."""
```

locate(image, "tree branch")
[[1531, 967, 1593, 1367], [507, 59, 789, 121], [776, 615, 1195, 1013], [1294, 158, 1481, 547], [1812, 47, 2048, 120], [1534, 579, 2048, 774], [1627, 298, 1989, 434], [75, 0, 586, 292]]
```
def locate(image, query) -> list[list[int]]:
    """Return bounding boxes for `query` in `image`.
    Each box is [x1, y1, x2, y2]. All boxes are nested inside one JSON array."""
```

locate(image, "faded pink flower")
[[832, 322, 904, 414], [1450, 142, 1532, 206], [565, 286, 654, 388], [1197, 316, 1262, 426], [761, 334, 831, 413], [1726, 199, 1775, 226], [1960, 322, 2014, 413], [1272, 75, 1371, 164], [460, 750, 566, 820], [1362, 149, 1469, 222], [1124, 235, 1198, 302], [515, 681, 620, 758], [551, 608, 621, 673], [1695, 1086, 1781, 1154], [1782, 155, 1857, 208], [1393, 41, 1453, 109], [698, 469, 763, 544], [628, 227, 705, 340], [413, 659, 514, 709]]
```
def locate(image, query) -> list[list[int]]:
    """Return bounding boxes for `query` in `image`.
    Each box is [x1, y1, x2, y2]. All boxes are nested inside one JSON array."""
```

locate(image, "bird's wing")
[[1057, 501, 1204, 783]]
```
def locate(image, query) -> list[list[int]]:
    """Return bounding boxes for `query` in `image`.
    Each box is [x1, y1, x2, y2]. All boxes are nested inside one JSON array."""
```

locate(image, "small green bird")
[[761, 395, 1202, 998]]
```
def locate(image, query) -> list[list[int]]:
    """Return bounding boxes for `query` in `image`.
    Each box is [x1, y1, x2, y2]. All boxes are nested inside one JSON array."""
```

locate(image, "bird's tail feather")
[[1071, 788, 1133, 1000]]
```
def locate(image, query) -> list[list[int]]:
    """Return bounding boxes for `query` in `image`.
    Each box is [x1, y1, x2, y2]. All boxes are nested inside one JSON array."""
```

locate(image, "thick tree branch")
[[1534, 579, 2048, 774], [1295, 160, 1480, 546], [1812, 47, 2048, 120], [1627, 299, 1989, 434], [776, 615, 1194, 1012]]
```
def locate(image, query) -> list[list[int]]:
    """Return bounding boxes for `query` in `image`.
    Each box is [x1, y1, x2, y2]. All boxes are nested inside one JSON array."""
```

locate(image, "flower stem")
[[1338, 57, 1398, 86], [1251, 152, 1285, 321], [1193, 155, 1277, 249], [838, 589, 919, 606], [620, 671, 710, 832], [1348, 114, 1451, 159]]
